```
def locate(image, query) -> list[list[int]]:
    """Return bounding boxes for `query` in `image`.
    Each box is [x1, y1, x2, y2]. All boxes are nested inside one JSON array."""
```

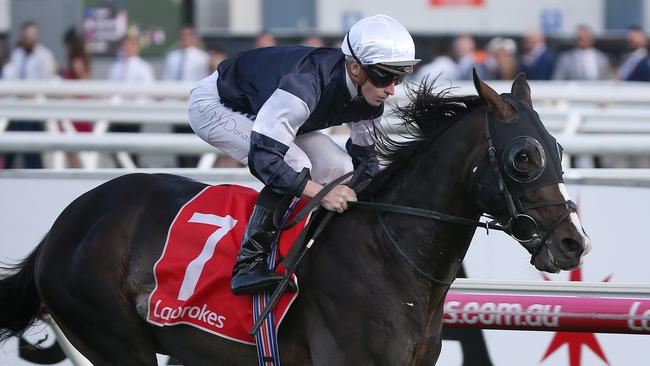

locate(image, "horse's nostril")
[[561, 237, 582, 254]]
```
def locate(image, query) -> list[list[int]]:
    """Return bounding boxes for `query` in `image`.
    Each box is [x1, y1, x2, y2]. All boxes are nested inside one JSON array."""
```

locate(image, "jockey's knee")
[[311, 156, 353, 185]]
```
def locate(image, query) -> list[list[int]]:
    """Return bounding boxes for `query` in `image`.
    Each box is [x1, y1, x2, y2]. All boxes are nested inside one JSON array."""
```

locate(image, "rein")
[[276, 100, 578, 290], [350, 201, 504, 232], [373, 206, 454, 286], [349, 199, 504, 286]]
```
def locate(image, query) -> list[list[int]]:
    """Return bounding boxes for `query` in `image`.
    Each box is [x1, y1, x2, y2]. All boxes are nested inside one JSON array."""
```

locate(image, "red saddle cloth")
[[147, 185, 305, 345]]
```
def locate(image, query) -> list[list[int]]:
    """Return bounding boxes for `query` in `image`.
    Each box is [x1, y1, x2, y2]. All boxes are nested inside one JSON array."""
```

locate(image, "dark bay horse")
[[0, 73, 590, 365]]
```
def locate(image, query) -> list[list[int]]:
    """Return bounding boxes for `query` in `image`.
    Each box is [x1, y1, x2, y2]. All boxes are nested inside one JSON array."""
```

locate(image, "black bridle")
[[348, 100, 577, 281], [276, 97, 577, 285], [482, 108, 576, 256]]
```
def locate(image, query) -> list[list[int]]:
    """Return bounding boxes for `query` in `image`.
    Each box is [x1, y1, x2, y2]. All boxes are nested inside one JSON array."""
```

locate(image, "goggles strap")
[[345, 32, 363, 66], [345, 32, 369, 94]]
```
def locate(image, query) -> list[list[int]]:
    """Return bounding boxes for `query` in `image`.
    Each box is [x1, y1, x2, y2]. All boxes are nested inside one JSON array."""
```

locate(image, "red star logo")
[[540, 268, 612, 366]]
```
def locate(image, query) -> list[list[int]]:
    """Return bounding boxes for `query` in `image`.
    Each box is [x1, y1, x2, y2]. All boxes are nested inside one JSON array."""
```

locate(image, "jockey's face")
[[346, 59, 396, 107], [360, 77, 395, 107]]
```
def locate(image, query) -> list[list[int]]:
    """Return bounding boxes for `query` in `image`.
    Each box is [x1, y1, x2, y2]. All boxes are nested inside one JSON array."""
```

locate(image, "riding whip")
[[249, 165, 366, 336]]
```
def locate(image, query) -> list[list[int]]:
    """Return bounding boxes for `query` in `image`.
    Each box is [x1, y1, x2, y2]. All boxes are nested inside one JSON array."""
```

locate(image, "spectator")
[[453, 35, 491, 80], [163, 26, 209, 82], [1, 21, 57, 169], [107, 36, 155, 82], [106, 36, 155, 166], [61, 27, 91, 80], [486, 37, 518, 80], [553, 25, 611, 80], [414, 43, 458, 85], [61, 28, 93, 138], [301, 35, 325, 47], [519, 28, 556, 80], [207, 46, 227, 74], [254, 31, 277, 48], [617, 26, 650, 81], [2, 21, 56, 80]]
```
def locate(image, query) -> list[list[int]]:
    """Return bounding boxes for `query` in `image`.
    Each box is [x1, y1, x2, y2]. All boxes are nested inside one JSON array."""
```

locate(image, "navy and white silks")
[[188, 46, 382, 194]]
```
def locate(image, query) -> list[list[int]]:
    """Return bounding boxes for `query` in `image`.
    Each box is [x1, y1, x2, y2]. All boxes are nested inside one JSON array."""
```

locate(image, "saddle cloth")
[[147, 184, 306, 345]]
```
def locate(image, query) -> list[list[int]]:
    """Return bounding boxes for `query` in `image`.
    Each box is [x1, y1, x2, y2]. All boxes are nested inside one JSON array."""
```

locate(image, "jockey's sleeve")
[[347, 117, 379, 147], [345, 117, 381, 178], [249, 73, 320, 194]]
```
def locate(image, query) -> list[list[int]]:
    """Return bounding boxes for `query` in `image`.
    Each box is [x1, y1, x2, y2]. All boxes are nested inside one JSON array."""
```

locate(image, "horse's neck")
[[373, 117, 484, 293], [363, 116, 485, 359]]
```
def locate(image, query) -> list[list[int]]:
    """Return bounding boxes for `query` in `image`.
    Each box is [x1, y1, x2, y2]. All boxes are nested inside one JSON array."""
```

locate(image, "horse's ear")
[[472, 68, 515, 120], [511, 72, 532, 108]]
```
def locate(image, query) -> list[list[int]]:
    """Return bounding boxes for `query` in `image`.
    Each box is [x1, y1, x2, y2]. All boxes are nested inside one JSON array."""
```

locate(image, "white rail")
[[0, 80, 194, 99], [420, 80, 650, 105], [2, 80, 650, 170], [0, 132, 211, 154], [0, 99, 188, 123], [1, 132, 650, 155], [4, 99, 650, 134], [450, 279, 650, 299], [3, 80, 650, 105]]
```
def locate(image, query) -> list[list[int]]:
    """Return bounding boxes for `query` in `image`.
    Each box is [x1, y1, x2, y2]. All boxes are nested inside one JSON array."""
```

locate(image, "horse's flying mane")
[[360, 79, 482, 197], [374, 79, 482, 166]]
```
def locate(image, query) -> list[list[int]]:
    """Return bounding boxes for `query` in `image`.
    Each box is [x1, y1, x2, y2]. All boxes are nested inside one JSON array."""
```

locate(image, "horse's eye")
[[515, 152, 529, 163], [503, 137, 546, 182]]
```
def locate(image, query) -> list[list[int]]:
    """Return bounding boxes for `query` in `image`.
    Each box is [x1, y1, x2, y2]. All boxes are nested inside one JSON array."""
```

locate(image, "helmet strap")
[[345, 32, 375, 102], [345, 31, 369, 85], [346, 59, 367, 87]]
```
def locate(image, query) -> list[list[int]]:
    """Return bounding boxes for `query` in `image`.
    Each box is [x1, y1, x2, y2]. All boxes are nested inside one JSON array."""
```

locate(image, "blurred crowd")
[[4, 21, 650, 84], [1, 21, 650, 169], [0, 22, 225, 83], [0, 22, 326, 84], [415, 25, 650, 83]]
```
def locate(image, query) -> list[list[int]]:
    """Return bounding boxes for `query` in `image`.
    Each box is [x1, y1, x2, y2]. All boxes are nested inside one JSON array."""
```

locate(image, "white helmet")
[[341, 14, 420, 69]]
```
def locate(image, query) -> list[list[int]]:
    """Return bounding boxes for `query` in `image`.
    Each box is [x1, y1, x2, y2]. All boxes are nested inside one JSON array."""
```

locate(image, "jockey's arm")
[[345, 117, 381, 180], [247, 79, 356, 213]]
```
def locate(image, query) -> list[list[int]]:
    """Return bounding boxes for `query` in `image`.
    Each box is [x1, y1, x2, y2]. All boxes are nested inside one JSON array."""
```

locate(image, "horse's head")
[[470, 70, 591, 273]]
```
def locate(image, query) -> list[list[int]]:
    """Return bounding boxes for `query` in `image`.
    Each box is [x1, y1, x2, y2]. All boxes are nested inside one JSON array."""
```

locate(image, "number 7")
[[177, 212, 238, 301]]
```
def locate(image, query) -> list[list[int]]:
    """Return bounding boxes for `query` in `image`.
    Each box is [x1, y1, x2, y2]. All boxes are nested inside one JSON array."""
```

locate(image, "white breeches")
[[188, 72, 353, 185]]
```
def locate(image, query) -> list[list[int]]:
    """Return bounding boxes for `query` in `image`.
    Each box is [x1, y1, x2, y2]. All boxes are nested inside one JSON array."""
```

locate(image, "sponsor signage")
[[444, 293, 650, 334]]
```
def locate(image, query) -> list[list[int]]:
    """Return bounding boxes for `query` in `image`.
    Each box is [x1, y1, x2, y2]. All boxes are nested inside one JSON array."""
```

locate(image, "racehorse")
[[0, 72, 590, 365]]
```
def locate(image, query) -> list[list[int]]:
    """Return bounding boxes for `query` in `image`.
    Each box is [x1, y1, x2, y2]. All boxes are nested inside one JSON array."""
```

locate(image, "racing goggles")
[[363, 64, 411, 88], [345, 32, 412, 88]]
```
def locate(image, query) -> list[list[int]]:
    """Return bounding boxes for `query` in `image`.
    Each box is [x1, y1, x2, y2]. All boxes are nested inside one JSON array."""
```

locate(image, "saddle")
[[147, 184, 306, 345]]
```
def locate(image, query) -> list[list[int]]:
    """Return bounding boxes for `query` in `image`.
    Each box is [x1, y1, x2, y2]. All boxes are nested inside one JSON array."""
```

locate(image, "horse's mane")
[[361, 80, 482, 197]]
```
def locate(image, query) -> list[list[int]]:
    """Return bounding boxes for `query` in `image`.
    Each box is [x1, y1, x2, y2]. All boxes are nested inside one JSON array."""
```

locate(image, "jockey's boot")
[[231, 205, 283, 295]]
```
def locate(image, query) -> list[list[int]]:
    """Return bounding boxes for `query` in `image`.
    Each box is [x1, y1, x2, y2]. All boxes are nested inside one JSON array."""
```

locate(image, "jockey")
[[188, 14, 420, 295]]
